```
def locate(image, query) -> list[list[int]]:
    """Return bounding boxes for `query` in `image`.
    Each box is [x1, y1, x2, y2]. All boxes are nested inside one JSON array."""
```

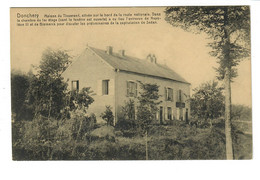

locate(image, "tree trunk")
[[223, 7, 234, 160], [224, 67, 234, 160]]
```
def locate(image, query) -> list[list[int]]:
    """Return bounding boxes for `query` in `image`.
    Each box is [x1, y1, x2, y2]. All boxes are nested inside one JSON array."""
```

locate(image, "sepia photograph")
[[10, 6, 252, 160]]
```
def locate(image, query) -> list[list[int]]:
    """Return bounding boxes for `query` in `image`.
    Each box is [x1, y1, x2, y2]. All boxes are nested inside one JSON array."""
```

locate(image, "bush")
[[12, 109, 97, 160], [190, 81, 225, 122], [231, 104, 252, 121], [100, 106, 114, 126], [115, 118, 137, 137], [11, 70, 32, 121]]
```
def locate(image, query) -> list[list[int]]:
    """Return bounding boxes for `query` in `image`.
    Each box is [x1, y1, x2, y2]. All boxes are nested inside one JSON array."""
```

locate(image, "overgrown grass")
[[12, 118, 252, 160]]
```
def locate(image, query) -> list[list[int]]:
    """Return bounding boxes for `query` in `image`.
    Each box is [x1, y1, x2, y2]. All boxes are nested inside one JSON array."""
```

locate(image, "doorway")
[[185, 108, 189, 123]]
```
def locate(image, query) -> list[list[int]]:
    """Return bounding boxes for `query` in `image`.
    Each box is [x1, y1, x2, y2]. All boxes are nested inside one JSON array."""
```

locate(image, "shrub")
[[190, 81, 225, 123], [231, 104, 252, 121], [100, 106, 114, 126], [11, 70, 32, 121]]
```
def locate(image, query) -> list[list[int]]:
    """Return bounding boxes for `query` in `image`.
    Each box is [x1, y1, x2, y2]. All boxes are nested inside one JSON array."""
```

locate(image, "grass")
[[12, 118, 252, 160]]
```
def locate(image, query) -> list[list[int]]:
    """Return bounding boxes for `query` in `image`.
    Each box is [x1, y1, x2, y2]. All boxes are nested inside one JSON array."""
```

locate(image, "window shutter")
[[126, 81, 129, 96], [176, 108, 180, 120], [179, 90, 182, 102], [182, 91, 185, 102], [169, 88, 173, 102], [164, 107, 167, 120], [109, 79, 114, 95], [172, 89, 174, 102], [172, 108, 174, 120], [77, 81, 79, 91], [176, 89, 179, 102], [164, 87, 167, 101], [97, 80, 102, 95]]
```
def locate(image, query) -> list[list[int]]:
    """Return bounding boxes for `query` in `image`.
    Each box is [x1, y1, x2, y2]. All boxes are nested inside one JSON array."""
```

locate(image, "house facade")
[[62, 46, 190, 124]]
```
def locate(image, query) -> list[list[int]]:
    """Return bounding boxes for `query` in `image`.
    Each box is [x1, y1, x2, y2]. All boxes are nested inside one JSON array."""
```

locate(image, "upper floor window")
[[165, 87, 173, 101], [71, 80, 79, 92], [127, 81, 137, 97], [102, 80, 109, 95]]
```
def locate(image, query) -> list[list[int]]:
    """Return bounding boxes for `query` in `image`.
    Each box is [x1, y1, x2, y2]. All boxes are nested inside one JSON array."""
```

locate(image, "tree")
[[11, 70, 31, 121], [190, 81, 225, 127], [27, 48, 71, 119], [136, 81, 161, 160], [67, 87, 95, 112], [13, 85, 96, 160], [101, 106, 114, 126], [165, 6, 250, 160], [231, 104, 251, 121], [121, 99, 136, 121]]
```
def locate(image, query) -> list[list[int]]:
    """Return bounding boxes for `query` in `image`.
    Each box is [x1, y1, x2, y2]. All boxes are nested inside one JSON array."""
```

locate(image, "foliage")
[[165, 6, 250, 159], [165, 6, 250, 80], [231, 104, 252, 121], [69, 87, 95, 110], [37, 48, 72, 79], [13, 117, 58, 160], [101, 106, 114, 126], [13, 117, 251, 160], [12, 48, 99, 160], [121, 99, 136, 121], [28, 74, 68, 119], [11, 70, 32, 121], [115, 99, 137, 137], [61, 87, 95, 119], [13, 111, 97, 160], [27, 48, 71, 119], [190, 81, 225, 122], [136, 81, 161, 133]]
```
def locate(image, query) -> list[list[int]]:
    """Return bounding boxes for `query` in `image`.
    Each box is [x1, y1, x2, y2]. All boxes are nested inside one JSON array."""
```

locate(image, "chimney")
[[119, 50, 125, 56], [146, 54, 157, 64], [147, 54, 152, 62], [106, 46, 113, 55], [152, 54, 157, 64]]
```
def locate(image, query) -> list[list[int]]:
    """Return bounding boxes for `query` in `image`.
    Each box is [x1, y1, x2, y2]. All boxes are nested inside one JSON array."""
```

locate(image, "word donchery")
[[17, 13, 39, 18]]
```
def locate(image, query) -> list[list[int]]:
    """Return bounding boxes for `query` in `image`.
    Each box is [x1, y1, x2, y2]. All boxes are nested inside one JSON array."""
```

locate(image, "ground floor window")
[[167, 107, 172, 120], [176, 108, 184, 120]]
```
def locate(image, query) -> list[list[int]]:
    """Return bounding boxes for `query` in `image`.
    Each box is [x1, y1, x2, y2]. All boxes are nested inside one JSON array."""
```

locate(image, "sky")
[[10, 7, 252, 106]]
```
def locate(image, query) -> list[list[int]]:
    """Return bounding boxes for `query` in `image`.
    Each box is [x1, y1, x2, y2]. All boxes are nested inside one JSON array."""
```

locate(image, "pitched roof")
[[88, 46, 190, 84]]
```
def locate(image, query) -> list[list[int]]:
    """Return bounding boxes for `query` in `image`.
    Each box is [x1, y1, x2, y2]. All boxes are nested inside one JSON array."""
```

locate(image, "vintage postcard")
[[10, 7, 252, 160]]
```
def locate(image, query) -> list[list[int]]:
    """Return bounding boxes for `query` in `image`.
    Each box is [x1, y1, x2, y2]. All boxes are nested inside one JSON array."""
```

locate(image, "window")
[[71, 80, 79, 92], [127, 81, 137, 97], [102, 80, 109, 95], [167, 107, 172, 120], [165, 87, 173, 101]]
